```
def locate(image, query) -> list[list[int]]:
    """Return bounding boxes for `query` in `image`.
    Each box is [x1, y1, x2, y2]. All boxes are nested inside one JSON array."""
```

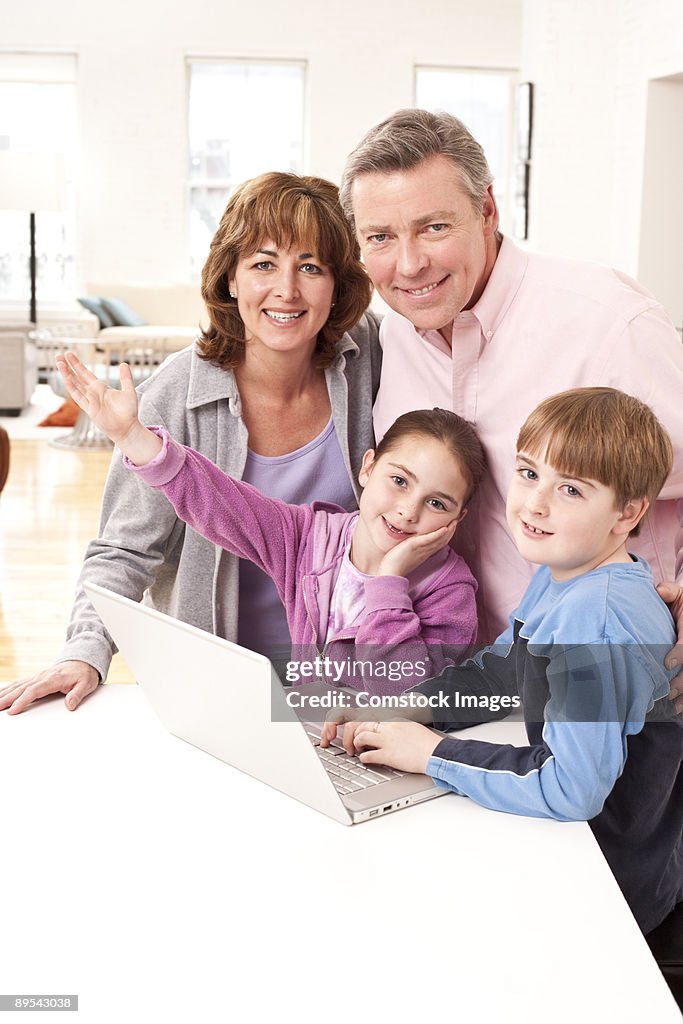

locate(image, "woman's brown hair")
[[198, 172, 372, 369]]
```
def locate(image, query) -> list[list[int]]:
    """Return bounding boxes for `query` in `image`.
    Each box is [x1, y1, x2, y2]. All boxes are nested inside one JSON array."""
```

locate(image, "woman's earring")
[[229, 291, 236, 299]]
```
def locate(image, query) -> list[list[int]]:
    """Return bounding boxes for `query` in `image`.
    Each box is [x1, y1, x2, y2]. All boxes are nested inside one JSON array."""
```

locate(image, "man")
[[340, 109, 683, 693]]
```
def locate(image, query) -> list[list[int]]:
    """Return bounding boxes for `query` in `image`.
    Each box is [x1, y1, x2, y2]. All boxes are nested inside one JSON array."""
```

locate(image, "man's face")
[[351, 154, 499, 338]]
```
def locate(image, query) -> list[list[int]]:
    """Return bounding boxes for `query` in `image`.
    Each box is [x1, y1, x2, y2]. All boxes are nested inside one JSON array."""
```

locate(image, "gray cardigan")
[[59, 311, 382, 680]]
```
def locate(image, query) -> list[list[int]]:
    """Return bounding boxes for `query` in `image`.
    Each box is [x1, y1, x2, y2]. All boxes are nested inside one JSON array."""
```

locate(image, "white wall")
[[520, 0, 683, 326], [638, 73, 683, 328], [1, 0, 522, 289]]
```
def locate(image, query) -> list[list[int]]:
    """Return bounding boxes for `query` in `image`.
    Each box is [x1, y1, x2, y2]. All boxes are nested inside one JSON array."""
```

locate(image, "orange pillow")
[[39, 399, 80, 427]]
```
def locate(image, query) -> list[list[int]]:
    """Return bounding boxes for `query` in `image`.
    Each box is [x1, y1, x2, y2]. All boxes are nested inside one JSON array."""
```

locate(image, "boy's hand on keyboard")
[[320, 707, 378, 748], [319, 698, 434, 748], [339, 720, 443, 775]]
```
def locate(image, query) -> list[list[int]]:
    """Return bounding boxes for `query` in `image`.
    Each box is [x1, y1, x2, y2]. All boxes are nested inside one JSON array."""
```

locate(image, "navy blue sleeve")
[[425, 644, 661, 822], [411, 624, 520, 730]]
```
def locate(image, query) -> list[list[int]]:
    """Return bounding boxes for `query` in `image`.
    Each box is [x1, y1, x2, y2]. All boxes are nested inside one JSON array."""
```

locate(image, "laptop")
[[84, 582, 446, 825]]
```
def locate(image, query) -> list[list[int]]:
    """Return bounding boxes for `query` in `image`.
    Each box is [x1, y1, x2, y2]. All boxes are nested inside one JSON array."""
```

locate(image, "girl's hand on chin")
[[377, 520, 458, 578]]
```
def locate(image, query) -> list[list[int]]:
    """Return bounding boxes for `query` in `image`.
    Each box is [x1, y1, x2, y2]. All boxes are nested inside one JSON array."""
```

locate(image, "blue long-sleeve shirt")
[[415, 557, 683, 933]]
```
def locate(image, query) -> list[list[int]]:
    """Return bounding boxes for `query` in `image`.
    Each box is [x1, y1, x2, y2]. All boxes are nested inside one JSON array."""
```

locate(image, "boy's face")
[[505, 448, 637, 581]]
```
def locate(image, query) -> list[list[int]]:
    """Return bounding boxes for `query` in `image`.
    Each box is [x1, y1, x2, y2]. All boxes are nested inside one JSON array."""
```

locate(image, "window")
[[0, 53, 78, 307], [187, 59, 305, 277], [415, 67, 517, 231]]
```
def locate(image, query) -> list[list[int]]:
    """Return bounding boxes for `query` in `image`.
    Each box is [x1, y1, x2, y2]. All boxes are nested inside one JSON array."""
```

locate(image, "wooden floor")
[[0, 438, 134, 684]]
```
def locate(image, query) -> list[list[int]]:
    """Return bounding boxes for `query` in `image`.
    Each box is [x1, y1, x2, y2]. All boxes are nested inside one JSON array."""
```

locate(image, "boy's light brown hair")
[[516, 387, 673, 537]]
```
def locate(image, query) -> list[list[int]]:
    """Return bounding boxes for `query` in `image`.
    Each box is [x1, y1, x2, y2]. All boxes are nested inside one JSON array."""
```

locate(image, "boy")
[[323, 387, 683, 935]]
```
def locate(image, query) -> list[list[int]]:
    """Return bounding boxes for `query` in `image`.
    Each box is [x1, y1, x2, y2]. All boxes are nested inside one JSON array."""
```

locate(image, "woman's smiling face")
[[229, 240, 336, 359]]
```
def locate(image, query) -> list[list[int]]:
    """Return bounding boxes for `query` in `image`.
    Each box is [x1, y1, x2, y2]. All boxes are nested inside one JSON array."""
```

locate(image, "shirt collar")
[[185, 332, 360, 410], [465, 235, 528, 340], [415, 235, 528, 351], [186, 345, 238, 410]]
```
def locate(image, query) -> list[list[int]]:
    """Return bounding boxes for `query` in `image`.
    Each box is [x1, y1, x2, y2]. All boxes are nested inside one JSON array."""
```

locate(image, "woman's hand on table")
[[0, 661, 100, 714]]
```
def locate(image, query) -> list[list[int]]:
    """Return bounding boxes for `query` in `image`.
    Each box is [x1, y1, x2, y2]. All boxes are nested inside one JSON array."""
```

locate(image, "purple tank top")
[[237, 417, 356, 657]]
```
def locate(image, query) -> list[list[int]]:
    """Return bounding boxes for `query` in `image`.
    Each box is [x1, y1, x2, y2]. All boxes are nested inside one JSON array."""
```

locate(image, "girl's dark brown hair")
[[198, 172, 372, 370], [375, 408, 487, 505]]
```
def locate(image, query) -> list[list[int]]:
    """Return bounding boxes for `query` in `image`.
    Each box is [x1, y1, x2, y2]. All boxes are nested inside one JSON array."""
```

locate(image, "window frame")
[[0, 50, 79, 313], [413, 64, 519, 233], [185, 55, 308, 279]]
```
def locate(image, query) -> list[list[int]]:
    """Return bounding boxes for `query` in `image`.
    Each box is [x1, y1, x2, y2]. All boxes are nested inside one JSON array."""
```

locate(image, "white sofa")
[[81, 282, 207, 353], [86, 282, 207, 332], [32, 283, 208, 376], [1, 284, 207, 403]]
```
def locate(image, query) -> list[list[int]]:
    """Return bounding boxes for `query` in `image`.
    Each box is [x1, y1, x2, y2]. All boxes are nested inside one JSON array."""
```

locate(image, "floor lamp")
[[0, 151, 67, 324]]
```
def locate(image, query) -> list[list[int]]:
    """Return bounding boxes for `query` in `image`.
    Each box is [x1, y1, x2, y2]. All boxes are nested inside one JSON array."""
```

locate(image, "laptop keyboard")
[[304, 725, 406, 796]]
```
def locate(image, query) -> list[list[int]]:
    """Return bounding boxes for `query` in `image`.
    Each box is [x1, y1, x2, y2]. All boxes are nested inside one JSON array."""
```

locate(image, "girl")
[[57, 352, 485, 695]]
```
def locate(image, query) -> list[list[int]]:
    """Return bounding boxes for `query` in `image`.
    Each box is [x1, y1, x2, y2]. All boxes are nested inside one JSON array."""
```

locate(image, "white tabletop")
[[0, 685, 679, 1024]]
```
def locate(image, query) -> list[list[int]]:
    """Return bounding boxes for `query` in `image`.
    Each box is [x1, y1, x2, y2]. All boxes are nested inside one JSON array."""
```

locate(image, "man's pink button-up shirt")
[[374, 236, 683, 640]]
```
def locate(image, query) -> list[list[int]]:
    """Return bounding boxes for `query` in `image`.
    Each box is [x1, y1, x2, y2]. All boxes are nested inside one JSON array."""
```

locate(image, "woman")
[[0, 172, 380, 713]]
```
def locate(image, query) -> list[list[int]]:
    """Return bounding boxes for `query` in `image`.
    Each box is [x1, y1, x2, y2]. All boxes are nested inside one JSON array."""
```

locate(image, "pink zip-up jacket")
[[125, 427, 478, 694]]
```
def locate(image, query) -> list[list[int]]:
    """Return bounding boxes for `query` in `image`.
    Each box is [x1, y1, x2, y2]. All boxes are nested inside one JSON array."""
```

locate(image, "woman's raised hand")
[[56, 352, 162, 465]]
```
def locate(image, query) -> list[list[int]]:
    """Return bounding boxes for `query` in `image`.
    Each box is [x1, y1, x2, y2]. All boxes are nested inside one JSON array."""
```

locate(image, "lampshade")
[[0, 151, 66, 212]]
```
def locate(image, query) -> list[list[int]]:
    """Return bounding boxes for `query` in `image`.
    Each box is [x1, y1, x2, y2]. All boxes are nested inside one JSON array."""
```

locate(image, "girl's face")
[[352, 434, 470, 573], [228, 239, 335, 360]]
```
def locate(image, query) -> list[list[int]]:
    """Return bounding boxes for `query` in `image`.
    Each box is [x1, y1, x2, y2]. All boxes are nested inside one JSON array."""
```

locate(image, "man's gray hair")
[[340, 108, 494, 226]]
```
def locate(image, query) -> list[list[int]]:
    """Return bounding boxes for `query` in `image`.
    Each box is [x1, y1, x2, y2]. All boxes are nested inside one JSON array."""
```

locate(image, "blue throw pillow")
[[78, 296, 116, 329], [101, 297, 147, 327]]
